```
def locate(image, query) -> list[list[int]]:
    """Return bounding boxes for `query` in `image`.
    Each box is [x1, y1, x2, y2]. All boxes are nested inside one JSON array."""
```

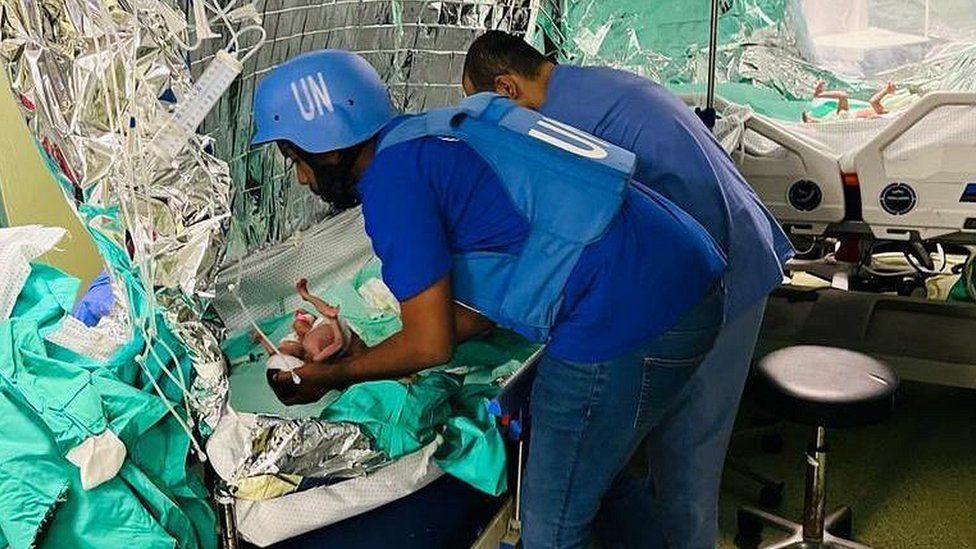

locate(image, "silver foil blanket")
[[0, 0, 232, 427], [233, 416, 388, 484]]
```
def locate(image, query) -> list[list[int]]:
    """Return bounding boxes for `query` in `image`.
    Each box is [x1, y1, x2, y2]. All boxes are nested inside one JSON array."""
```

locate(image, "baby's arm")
[[296, 278, 339, 318], [251, 329, 278, 356]]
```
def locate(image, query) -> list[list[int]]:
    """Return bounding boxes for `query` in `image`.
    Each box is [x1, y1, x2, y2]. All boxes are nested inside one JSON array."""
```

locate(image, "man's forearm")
[[328, 330, 450, 387], [454, 303, 494, 342]]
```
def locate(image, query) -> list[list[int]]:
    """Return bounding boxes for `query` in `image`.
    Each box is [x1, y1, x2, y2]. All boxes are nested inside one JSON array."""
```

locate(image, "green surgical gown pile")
[[0, 263, 216, 549]]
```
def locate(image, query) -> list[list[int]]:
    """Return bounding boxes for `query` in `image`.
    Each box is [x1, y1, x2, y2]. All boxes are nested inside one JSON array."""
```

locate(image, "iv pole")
[[696, 0, 722, 130]]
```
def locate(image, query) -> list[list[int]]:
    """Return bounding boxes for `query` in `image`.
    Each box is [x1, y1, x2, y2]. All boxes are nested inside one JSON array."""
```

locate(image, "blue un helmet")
[[251, 50, 395, 153]]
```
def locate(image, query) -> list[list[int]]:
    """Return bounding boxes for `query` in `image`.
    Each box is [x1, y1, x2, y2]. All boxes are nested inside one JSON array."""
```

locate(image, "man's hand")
[[267, 276, 495, 406], [315, 276, 456, 386], [267, 359, 350, 405]]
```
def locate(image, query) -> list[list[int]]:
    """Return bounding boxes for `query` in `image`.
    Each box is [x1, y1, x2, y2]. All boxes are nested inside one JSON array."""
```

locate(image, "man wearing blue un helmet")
[[462, 31, 795, 548], [252, 49, 728, 548]]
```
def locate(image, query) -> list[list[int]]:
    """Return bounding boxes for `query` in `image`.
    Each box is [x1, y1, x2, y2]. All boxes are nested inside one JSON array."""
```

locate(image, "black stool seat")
[[755, 346, 898, 428]]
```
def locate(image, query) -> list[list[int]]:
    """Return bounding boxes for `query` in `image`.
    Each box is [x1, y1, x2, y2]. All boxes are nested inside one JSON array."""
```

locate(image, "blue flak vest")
[[376, 93, 637, 343]]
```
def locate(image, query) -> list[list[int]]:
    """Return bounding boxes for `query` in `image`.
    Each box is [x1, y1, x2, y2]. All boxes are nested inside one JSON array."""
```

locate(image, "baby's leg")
[[296, 278, 339, 317], [312, 321, 346, 362], [833, 95, 850, 113], [813, 81, 850, 108], [868, 82, 895, 114]]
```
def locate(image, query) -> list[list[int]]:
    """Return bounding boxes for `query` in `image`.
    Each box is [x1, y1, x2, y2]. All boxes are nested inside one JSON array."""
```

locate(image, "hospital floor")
[[716, 380, 976, 548]]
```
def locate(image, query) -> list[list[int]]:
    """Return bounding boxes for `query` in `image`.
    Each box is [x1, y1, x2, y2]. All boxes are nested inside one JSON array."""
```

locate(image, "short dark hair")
[[463, 30, 549, 92]]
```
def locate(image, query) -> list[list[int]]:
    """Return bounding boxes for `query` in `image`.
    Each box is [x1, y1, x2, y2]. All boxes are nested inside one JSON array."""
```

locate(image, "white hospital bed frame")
[[734, 103, 848, 237], [701, 92, 976, 244], [845, 92, 976, 242], [684, 94, 848, 237]]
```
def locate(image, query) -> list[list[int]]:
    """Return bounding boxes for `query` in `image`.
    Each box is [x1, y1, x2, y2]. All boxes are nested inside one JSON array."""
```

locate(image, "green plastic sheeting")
[[11, 263, 80, 334], [949, 258, 976, 302], [668, 82, 811, 121], [0, 264, 216, 549], [543, 0, 786, 79], [322, 373, 461, 460], [540, 0, 925, 120], [221, 259, 539, 496], [434, 383, 510, 497], [539, 0, 812, 121]]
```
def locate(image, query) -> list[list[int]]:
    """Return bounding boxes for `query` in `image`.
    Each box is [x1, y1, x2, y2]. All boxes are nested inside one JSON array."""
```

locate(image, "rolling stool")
[[736, 346, 899, 549]]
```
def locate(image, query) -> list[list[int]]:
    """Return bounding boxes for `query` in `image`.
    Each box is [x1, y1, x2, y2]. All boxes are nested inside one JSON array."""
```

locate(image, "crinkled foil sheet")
[[0, 0, 231, 428], [232, 416, 388, 486], [541, 0, 976, 103], [194, 0, 535, 261]]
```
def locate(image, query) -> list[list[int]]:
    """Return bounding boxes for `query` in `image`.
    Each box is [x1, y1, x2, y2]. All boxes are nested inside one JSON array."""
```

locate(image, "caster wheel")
[[735, 510, 763, 548], [827, 506, 853, 538], [760, 432, 784, 454], [759, 481, 785, 507]]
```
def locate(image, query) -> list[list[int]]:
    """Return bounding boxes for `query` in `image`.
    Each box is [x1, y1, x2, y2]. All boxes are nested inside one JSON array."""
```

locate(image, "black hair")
[[463, 30, 550, 92], [281, 141, 365, 211]]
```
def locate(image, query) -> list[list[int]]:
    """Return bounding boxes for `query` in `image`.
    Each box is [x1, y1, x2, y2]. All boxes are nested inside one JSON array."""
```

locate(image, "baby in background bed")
[[802, 80, 897, 123]]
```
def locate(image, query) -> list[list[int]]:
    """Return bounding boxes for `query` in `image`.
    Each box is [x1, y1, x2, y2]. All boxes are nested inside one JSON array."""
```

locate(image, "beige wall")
[[0, 65, 102, 287]]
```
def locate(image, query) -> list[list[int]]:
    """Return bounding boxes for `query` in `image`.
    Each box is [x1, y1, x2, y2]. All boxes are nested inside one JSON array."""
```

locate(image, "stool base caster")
[[736, 505, 871, 548]]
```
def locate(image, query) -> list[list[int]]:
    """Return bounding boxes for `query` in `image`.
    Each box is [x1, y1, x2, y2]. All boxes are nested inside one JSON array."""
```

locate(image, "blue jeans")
[[595, 297, 768, 549], [521, 285, 725, 549]]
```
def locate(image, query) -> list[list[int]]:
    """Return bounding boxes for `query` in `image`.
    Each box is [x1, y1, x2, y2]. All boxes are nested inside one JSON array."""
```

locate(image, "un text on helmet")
[[292, 73, 335, 121]]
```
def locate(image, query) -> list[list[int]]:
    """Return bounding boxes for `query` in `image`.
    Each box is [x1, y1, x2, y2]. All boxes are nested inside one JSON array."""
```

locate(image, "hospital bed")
[[846, 92, 976, 242], [702, 91, 976, 244], [731, 103, 847, 237], [208, 209, 538, 546], [691, 91, 976, 390]]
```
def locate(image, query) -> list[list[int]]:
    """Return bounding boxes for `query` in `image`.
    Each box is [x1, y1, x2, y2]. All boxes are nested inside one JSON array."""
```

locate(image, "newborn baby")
[[256, 279, 351, 384]]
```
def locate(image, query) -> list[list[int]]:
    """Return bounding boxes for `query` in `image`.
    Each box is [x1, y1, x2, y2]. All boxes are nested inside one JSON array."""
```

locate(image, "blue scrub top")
[[359, 125, 726, 362], [540, 65, 793, 319]]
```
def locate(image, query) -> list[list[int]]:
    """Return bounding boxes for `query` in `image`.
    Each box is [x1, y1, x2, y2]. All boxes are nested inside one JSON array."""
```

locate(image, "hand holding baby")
[[256, 278, 353, 390]]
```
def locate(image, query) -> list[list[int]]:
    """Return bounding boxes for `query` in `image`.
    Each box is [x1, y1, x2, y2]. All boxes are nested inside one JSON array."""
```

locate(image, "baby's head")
[[293, 310, 315, 334]]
